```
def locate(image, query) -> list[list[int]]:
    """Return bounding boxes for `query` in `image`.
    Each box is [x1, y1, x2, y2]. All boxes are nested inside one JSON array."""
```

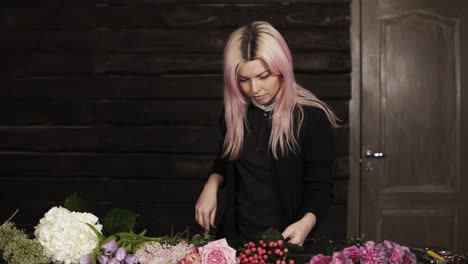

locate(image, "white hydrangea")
[[34, 206, 103, 264]]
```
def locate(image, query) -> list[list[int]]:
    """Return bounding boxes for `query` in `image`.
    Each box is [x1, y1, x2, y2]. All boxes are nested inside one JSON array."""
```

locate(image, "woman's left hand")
[[281, 213, 317, 246]]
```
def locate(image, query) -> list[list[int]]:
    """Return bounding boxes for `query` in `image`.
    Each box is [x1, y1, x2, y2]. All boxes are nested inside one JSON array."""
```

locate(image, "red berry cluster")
[[238, 239, 295, 264]]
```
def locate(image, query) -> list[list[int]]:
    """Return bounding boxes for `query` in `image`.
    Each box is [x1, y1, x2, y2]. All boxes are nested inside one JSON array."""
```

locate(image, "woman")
[[195, 21, 338, 246]]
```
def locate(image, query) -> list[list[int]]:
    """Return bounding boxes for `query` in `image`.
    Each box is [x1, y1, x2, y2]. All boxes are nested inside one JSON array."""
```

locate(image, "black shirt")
[[210, 105, 336, 240], [235, 104, 282, 241]]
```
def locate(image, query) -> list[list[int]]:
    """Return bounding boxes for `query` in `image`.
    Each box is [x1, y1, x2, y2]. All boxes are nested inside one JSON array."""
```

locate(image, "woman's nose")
[[251, 80, 260, 93]]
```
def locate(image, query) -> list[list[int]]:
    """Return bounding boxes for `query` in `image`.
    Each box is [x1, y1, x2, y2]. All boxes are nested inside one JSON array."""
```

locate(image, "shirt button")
[[264, 113, 267, 117]]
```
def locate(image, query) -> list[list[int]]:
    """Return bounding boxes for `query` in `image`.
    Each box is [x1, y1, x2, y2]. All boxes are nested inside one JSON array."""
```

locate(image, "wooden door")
[[358, 0, 468, 252]]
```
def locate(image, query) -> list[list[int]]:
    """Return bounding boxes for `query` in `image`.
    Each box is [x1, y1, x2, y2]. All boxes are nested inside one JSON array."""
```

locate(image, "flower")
[[401, 247, 417, 264], [98, 254, 109, 264], [342, 246, 360, 263], [107, 258, 119, 264], [136, 241, 198, 264], [309, 254, 331, 264], [101, 240, 119, 256], [330, 251, 353, 264], [124, 254, 139, 264], [309, 240, 417, 264], [115, 247, 128, 261], [34, 206, 103, 264], [388, 247, 405, 264], [199, 238, 236, 264], [179, 252, 202, 264], [360, 241, 386, 264], [78, 255, 92, 264]]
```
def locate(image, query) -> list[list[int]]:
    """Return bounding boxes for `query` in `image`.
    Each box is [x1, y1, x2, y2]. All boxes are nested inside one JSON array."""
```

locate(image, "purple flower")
[[107, 258, 120, 264], [78, 255, 92, 264], [102, 240, 119, 256], [382, 240, 398, 252], [401, 249, 417, 264], [124, 254, 139, 264], [310, 254, 332, 264], [343, 246, 360, 263], [115, 247, 128, 261], [330, 251, 353, 264], [98, 254, 109, 264]]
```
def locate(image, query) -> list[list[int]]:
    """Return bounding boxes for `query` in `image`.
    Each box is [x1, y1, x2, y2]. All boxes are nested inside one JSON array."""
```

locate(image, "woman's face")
[[237, 59, 281, 106]]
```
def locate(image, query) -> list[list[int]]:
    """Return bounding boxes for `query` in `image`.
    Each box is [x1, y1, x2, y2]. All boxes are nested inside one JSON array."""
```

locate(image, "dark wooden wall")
[[0, 0, 350, 242]]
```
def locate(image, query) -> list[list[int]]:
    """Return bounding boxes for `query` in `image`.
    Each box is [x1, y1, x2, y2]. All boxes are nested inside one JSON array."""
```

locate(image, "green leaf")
[[86, 223, 105, 242], [100, 235, 119, 247], [258, 228, 284, 242], [102, 208, 139, 236], [138, 229, 147, 236], [63, 192, 90, 213]]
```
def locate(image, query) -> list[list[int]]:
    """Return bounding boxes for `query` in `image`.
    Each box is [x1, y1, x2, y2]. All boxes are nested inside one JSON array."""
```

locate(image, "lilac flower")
[[342, 246, 360, 263], [98, 254, 109, 264], [102, 240, 119, 256], [78, 255, 92, 264], [107, 258, 120, 264], [124, 254, 139, 264], [330, 251, 353, 264], [115, 247, 127, 261], [310, 254, 332, 264]]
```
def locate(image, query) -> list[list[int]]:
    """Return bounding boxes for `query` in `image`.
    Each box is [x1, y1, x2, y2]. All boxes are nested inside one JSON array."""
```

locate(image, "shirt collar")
[[251, 99, 274, 112]]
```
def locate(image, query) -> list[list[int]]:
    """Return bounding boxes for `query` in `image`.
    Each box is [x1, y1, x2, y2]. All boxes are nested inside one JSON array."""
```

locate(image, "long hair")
[[222, 21, 339, 160]]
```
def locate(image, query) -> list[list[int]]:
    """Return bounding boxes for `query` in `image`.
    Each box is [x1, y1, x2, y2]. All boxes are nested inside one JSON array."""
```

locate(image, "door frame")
[[348, 0, 362, 236]]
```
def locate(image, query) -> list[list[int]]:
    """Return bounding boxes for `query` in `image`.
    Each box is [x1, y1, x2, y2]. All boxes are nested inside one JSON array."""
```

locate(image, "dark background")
[[0, 0, 351, 244]]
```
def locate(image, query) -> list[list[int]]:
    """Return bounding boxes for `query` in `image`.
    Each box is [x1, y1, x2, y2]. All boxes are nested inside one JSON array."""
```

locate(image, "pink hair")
[[222, 21, 339, 160]]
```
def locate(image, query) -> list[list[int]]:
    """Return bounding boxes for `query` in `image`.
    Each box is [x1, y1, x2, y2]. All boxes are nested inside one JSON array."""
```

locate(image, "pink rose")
[[199, 238, 237, 264], [310, 254, 332, 264], [343, 246, 360, 263]]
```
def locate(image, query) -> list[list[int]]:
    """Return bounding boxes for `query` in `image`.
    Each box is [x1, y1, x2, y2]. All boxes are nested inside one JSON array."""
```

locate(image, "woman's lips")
[[253, 95, 265, 101]]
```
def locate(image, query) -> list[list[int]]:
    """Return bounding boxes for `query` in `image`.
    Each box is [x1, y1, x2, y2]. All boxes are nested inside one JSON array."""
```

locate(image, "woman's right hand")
[[195, 173, 223, 233]]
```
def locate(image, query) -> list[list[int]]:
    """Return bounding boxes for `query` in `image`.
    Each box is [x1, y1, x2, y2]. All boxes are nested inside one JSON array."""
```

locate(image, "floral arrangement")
[[2, 194, 466, 264], [309, 240, 417, 264]]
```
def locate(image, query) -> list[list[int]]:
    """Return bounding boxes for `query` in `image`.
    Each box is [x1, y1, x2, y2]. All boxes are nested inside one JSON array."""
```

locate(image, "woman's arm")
[[195, 109, 227, 232], [299, 107, 336, 222], [195, 173, 224, 232], [283, 107, 336, 244]]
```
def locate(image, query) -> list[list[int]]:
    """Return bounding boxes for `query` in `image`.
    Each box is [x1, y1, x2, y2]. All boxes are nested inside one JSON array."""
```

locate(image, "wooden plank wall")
[[0, 0, 351, 242]]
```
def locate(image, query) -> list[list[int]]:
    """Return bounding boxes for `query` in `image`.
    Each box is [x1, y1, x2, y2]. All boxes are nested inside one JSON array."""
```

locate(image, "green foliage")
[[345, 234, 366, 247], [102, 208, 139, 236], [0, 221, 50, 264], [191, 233, 212, 247], [63, 192, 91, 213]]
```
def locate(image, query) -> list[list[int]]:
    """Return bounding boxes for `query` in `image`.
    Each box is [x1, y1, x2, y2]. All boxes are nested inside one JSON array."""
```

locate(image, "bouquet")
[[309, 240, 417, 264]]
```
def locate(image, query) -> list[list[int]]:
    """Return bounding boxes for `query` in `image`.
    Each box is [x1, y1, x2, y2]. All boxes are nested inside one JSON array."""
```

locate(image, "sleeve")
[[209, 109, 228, 187], [298, 107, 336, 222]]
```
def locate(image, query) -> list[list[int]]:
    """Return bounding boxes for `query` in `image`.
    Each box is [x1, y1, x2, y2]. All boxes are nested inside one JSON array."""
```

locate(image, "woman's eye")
[[259, 73, 270, 80], [239, 79, 248, 83]]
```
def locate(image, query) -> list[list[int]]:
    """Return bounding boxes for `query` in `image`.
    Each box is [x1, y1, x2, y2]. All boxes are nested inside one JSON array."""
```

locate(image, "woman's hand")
[[281, 213, 317, 246], [195, 173, 223, 233]]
